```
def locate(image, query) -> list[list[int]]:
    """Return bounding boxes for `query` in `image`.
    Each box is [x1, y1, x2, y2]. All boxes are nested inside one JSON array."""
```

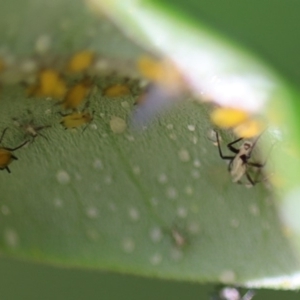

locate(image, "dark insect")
[[0, 128, 28, 173], [214, 130, 266, 186]]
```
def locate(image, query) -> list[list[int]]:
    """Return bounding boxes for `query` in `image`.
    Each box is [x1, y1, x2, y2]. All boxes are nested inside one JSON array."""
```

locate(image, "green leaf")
[[2, 0, 300, 291]]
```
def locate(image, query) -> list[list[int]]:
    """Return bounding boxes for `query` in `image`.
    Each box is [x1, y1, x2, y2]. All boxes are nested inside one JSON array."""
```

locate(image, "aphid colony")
[[0, 52, 149, 173]]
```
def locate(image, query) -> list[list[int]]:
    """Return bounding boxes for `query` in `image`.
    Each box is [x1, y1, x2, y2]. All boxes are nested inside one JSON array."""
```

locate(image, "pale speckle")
[[191, 136, 198, 144], [90, 123, 97, 130], [150, 197, 159, 206], [20, 58, 37, 73], [178, 149, 190, 162], [122, 237, 135, 253], [35, 34, 51, 54], [54, 198, 63, 208], [93, 184, 101, 192], [230, 219, 240, 228], [128, 207, 140, 221], [45, 109, 52, 115], [110, 116, 127, 134], [187, 124, 196, 131], [193, 159, 201, 168], [166, 187, 178, 199], [208, 129, 218, 145], [99, 113, 105, 118], [170, 248, 183, 261], [158, 173, 168, 184], [104, 175, 112, 185], [121, 101, 130, 108], [185, 185, 194, 195], [75, 173, 82, 181], [166, 124, 173, 130], [177, 206, 188, 218], [56, 170, 70, 184], [86, 229, 99, 241], [188, 222, 200, 234], [1, 205, 10, 215], [169, 133, 177, 140], [219, 270, 236, 284], [132, 165, 141, 175], [94, 58, 109, 72], [93, 159, 103, 170], [149, 227, 163, 243], [191, 169, 200, 178], [101, 133, 108, 138], [150, 253, 162, 265], [126, 135, 135, 142], [249, 203, 260, 216], [86, 206, 99, 219], [4, 228, 19, 248], [108, 202, 116, 212]]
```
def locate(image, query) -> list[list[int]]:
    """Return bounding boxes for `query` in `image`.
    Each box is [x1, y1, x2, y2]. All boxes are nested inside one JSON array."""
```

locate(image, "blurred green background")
[[1, 258, 300, 299], [1, 0, 300, 299]]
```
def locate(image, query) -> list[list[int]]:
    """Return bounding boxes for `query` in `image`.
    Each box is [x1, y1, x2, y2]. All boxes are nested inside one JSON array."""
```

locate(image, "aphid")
[[61, 77, 93, 111], [103, 82, 131, 97], [13, 112, 51, 141], [66, 50, 95, 73], [26, 69, 67, 99], [211, 286, 255, 300], [0, 128, 28, 173], [214, 130, 265, 186], [60, 110, 94, 130]]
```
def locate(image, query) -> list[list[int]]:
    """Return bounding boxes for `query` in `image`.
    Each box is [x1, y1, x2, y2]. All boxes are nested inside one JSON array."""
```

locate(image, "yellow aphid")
[[62, 78, 93, 110], [103, 83, 131, 97], [60, 111, 93, 129], [233, 119, 265, 138], [137, 55, 182, 88], [210, 107, 249, 128], [27, 69, 67, 99], [0, 128, 28, 173], [67, 50, 95, 73]]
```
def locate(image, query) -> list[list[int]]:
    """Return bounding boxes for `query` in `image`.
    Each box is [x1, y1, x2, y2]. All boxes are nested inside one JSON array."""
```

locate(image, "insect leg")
[[4, 140, 29, 152], [242, 289, 255, 300], [5, 166, 11, 173], [245, 172, 256, 186], [214, 131, 235, 160], [227, 137, 244, 153], [248, 162, 264, 168], [0, 127, 9, 144], [38, 133, 49, 141]]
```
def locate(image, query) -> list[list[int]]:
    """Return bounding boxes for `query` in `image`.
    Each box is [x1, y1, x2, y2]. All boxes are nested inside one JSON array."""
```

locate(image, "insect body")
[[214, 131, 264, 186], [61, 77, 93, 111], [0, 128, 28, 173], [60, 110, 94, 129], [13, 112, 51, 141]]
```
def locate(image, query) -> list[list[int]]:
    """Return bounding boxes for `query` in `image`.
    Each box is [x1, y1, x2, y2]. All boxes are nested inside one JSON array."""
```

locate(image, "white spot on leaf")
[[56, 170, 70, 184], [122, 237, 135, 253], [149, 227, 163, 243], [4, 228, 19, 248]]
